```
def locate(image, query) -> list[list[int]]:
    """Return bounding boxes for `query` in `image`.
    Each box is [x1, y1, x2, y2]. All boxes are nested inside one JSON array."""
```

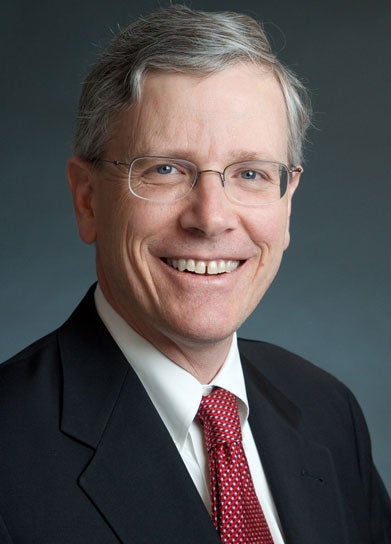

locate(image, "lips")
[[165, 258, 241, 275]]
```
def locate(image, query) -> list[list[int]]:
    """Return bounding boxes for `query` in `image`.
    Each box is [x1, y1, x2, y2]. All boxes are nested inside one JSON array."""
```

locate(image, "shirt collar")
[[94, 284, 249, 449]]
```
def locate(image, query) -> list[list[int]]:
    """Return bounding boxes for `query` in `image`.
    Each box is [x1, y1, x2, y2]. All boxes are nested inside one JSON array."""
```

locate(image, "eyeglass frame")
[[100, 156, 303, 206]]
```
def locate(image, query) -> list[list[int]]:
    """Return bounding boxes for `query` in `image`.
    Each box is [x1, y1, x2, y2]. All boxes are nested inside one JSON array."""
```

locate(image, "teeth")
[[167, 258, 240, 275], [207, 261, 218, 275], [217, 260, 226, 273], [187, 259, 196, 272], [195, 261, 206, 274]]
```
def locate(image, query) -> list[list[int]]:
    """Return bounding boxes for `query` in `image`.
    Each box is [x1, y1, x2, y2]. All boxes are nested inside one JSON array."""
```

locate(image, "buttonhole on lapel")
[[301, 468, 324, 484]]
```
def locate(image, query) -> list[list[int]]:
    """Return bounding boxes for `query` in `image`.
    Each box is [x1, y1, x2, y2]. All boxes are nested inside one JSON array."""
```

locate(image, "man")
[[0, 5, 389, 543]]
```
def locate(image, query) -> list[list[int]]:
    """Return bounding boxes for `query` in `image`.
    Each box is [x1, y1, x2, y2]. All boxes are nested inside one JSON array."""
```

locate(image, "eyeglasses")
[[102, 156, 302, 206]]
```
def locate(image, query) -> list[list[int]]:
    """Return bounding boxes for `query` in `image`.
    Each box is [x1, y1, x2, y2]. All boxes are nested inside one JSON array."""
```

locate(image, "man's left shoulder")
[[238, 337, 368, 453], [238, 337, 351, 405]]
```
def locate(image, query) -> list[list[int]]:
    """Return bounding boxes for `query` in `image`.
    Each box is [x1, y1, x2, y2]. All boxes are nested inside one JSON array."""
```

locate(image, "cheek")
[[245, 209, 288, 251], [120, 201, 179, 269], [93, 188, 135, 266]]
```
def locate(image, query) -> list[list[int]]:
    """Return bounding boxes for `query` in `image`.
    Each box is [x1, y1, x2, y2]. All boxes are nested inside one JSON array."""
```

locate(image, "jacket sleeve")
[[347, 389, 391, 542]]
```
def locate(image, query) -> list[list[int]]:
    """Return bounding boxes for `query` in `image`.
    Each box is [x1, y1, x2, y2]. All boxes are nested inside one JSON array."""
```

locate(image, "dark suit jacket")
[[0, 287, 390, 543]]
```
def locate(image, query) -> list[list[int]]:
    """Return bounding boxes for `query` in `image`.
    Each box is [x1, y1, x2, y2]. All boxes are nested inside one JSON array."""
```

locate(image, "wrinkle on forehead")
[[108, 64, 288, 165]]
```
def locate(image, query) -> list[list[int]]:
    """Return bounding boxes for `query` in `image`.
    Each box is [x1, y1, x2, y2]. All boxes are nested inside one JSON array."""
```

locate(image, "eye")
[[156, 164, 179, 175], [140, 160, 191, 186], [240, 170, 262, 180]]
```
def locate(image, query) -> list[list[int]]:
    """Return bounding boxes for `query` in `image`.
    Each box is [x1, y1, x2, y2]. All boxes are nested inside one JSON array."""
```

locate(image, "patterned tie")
[[197, 387, 274, 544]]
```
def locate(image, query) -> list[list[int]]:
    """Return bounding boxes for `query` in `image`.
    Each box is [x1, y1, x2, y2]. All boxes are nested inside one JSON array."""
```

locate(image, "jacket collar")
[[59, 285, 129, 448]]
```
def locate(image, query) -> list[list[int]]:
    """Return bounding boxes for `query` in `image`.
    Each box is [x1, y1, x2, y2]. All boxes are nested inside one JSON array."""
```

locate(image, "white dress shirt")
[[95, 285, 285, 543]]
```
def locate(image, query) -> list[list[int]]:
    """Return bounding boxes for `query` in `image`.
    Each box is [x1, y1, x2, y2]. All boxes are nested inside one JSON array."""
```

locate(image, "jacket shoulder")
[[238, 337, 343, 389], [0, 285, 97, 390], [238, 337, 356, 419], [0, 330, 61, 414], [1, 330, 58, 366]]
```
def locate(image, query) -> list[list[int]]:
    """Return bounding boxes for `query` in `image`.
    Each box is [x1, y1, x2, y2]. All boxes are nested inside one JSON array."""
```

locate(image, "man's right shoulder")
[[0, 330, 61, 404], [2, 330, 58, 366], [0, 284, 97, 388]]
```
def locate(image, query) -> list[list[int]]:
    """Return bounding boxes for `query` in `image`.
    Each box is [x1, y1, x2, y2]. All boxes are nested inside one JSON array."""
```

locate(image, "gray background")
[[1, 0, 390, 492]]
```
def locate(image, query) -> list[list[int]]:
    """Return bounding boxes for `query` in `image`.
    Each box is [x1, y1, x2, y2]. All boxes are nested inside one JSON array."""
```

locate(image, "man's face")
[[69, 63, 300, 353]]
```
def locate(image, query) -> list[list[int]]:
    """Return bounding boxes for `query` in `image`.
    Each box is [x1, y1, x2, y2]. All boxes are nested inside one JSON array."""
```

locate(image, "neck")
[[148, 334, 234, 384], [124, 313, 234, 383], [97, 281, 234, 383]]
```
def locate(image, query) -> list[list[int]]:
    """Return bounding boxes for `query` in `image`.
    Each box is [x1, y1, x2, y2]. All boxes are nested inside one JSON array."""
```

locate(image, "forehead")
[[110, 63, 288, 162]]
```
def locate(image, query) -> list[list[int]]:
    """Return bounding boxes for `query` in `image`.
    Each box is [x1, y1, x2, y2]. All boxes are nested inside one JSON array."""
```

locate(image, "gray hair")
[[74, 4, 311, 165]]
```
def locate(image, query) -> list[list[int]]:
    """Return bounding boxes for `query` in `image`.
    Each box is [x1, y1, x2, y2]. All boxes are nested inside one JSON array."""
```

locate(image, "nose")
[[179, 170, 239, 237]]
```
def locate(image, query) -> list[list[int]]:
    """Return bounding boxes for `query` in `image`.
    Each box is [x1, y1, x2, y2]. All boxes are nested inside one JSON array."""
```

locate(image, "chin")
[[164, 314, 242, 346]]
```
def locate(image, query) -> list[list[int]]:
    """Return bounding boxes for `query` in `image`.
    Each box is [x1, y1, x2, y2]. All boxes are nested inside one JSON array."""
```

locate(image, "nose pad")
[[191, 169, 228, 206], [195, 169, 225, 188]]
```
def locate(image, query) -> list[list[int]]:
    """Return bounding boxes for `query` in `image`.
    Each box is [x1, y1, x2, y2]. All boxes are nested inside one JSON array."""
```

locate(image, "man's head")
[[68, 5, 310, 365]]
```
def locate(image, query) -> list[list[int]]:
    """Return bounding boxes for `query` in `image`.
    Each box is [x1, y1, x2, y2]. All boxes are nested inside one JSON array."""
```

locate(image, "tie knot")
[[197, 387, 242, 450]]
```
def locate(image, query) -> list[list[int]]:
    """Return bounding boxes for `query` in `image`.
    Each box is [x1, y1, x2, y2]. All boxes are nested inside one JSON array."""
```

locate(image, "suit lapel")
[[79, 366, 220, 544], [58, 288, 220, 543], [241, 353, 350, 544]]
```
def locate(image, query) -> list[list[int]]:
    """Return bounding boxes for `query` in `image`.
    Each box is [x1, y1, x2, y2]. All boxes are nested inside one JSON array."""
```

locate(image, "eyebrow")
[[227, 150, 272, 162], [128, 148, 277, 163]]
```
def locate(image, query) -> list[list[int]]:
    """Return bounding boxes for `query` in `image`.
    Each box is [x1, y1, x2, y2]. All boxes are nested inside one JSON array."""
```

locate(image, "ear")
[[67, 156, 97, 244], [283, 166, 302, 250]]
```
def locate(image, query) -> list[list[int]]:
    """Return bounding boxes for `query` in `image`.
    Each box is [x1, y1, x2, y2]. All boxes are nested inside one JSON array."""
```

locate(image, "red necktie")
[[197, 387, 274, 544]]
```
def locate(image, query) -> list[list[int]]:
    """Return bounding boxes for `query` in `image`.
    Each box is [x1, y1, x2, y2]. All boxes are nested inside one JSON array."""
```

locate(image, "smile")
[[165, 258, 241, 275]]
